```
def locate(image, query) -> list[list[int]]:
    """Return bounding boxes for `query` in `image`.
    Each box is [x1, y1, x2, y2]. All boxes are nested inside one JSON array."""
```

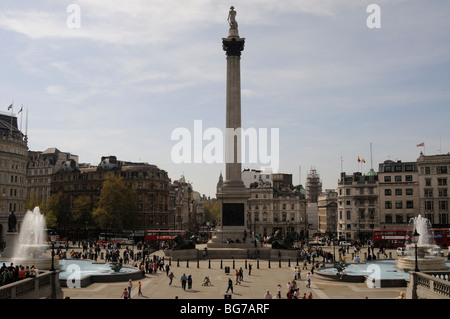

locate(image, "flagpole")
[[9, 101, 13, 137], [20, 104, 23, 132]]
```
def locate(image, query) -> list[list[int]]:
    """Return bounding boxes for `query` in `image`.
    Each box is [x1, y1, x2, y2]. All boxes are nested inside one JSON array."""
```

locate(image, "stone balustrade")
[[0, 270, 63, 299], [407, 271, 450, 299]]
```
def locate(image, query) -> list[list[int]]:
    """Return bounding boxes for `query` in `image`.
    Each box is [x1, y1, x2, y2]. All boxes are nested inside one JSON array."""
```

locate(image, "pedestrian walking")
[[306, 272, 311, 288], [235, 269, 240, 285], [127, 279, 133, 298], [169, 272, 175, 285], [226, 278, 233, 293], [181, 273, 187, 290], [166, 264, 170, 276], [138, 281, 143, 296], [187, 275, 193, 290], [248, 263, 252, 276]]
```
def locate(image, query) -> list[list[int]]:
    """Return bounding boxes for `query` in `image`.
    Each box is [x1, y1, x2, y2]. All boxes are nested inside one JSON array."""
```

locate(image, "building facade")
[[0, 111, 28, 245], [417, 153, 450, 227], [337, 169, 379, 241], [317, 189, 338, 237], [27, 148, 78, 204], [50, 156, 172, 237], [247, 181, 307, 239], [378, 160, 419, 229]]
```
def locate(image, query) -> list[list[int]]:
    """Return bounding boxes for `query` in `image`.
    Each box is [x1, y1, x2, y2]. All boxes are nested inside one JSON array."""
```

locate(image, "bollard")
[[209, 259, 211, 269], [233, 259, 235, 269], [169, 258, 172, 266], [221, 260, 223, 269], [177, 258, 179, 267], [186, 259, 189, 268], [296, 257, 299, 266], [288, 258, 291, 267], [279, 259, 281, 268], [257, 258, 260, 269], [268, 259, 271, 268], [245, 260, 247, 269], [197, 259, 199, 268]]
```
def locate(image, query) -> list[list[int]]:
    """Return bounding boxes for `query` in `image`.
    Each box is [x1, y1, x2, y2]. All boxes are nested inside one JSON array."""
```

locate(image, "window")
[[438, 178, 448, 186], [406, 201, 414, 209], [385, 189, 392, 196], [438, 188, 448, 197], [384, 166, 392, 172], [395, 189, 402, 196], [395, 165, 402, 172], [405, 164, 414, 172], [424, 188, 433, 197], [424, 201, 434, 210], [396, 214, 403, 223], [405, 175, 413, 182], [437, 166, 448, 174], [346, 211, 351, 219], [395, 176, 402, 182], [406, 189, 413, 195], [384, 176, 391, 182], [439, 201, 448, 211], [385, 214, 393, 223], [385, 201, 392, 209], [425, 178, 432, 186], [395, 201, 403, 209], [425, 167, 431, 174]]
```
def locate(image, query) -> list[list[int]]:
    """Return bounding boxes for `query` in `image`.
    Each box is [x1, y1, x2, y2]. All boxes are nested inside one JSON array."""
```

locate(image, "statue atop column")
[[227, 6, 238, 29]]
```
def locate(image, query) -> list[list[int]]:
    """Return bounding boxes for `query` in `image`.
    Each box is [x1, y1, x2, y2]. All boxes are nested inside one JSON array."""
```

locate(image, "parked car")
[[339, 241, 351, 246]]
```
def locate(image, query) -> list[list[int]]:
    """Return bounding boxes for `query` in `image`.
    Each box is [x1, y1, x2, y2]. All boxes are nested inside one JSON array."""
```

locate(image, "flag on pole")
[[361, 157, 366, 163], [357, 156, 360, 162], [17, 105, 23, 114], [417, 142, 424, 147], [7, 103, 13, 110]]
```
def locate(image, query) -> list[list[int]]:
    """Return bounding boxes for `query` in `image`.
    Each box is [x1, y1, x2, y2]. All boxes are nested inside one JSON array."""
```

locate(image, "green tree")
[[203, 199, 220, 223], [44, 192, 68, 229], [72, 195, 93, 226], [26, 192, 42, 212], [92, 173, 138, 231]]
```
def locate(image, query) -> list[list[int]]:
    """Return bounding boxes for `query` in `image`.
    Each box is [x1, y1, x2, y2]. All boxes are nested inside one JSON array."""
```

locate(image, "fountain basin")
[[58, 259, 144, 288]]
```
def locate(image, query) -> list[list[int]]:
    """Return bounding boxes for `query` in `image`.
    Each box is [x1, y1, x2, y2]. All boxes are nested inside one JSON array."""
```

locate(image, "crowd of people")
[[0, 262, 39, 286]]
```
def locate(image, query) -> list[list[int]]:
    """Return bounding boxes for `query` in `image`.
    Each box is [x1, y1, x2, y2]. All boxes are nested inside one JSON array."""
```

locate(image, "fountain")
[[396, 214, 447, 271], [10, 207, 53, 270]]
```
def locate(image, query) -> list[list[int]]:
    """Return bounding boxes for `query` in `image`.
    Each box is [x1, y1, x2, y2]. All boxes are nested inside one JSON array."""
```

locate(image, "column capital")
[[222, 37, 245, 57]]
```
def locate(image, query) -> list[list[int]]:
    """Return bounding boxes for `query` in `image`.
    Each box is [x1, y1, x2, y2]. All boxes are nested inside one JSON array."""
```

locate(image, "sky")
[[0, 0, 449, 198]]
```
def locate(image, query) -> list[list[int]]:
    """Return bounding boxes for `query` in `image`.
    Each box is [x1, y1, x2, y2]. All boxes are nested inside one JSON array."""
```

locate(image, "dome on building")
[[366, 168, 377, 176], [99, 156, 119, 170], [61, 159, 79, 172]]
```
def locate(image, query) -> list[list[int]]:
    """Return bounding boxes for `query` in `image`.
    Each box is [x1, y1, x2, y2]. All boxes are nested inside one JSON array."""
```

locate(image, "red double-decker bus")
[[431, 228, 450, 248], [373, 228, 450, 248], [144, 230, 186, 242], [372, 230, 411, 248]]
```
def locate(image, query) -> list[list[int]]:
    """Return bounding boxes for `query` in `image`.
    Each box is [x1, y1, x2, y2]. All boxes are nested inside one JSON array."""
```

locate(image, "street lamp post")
[[50, 231, 57, 271], [413, 228, 420, 272]]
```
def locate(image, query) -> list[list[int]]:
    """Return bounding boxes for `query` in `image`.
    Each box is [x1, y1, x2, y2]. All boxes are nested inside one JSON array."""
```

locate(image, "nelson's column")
[[210, 6, 250, 247]]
